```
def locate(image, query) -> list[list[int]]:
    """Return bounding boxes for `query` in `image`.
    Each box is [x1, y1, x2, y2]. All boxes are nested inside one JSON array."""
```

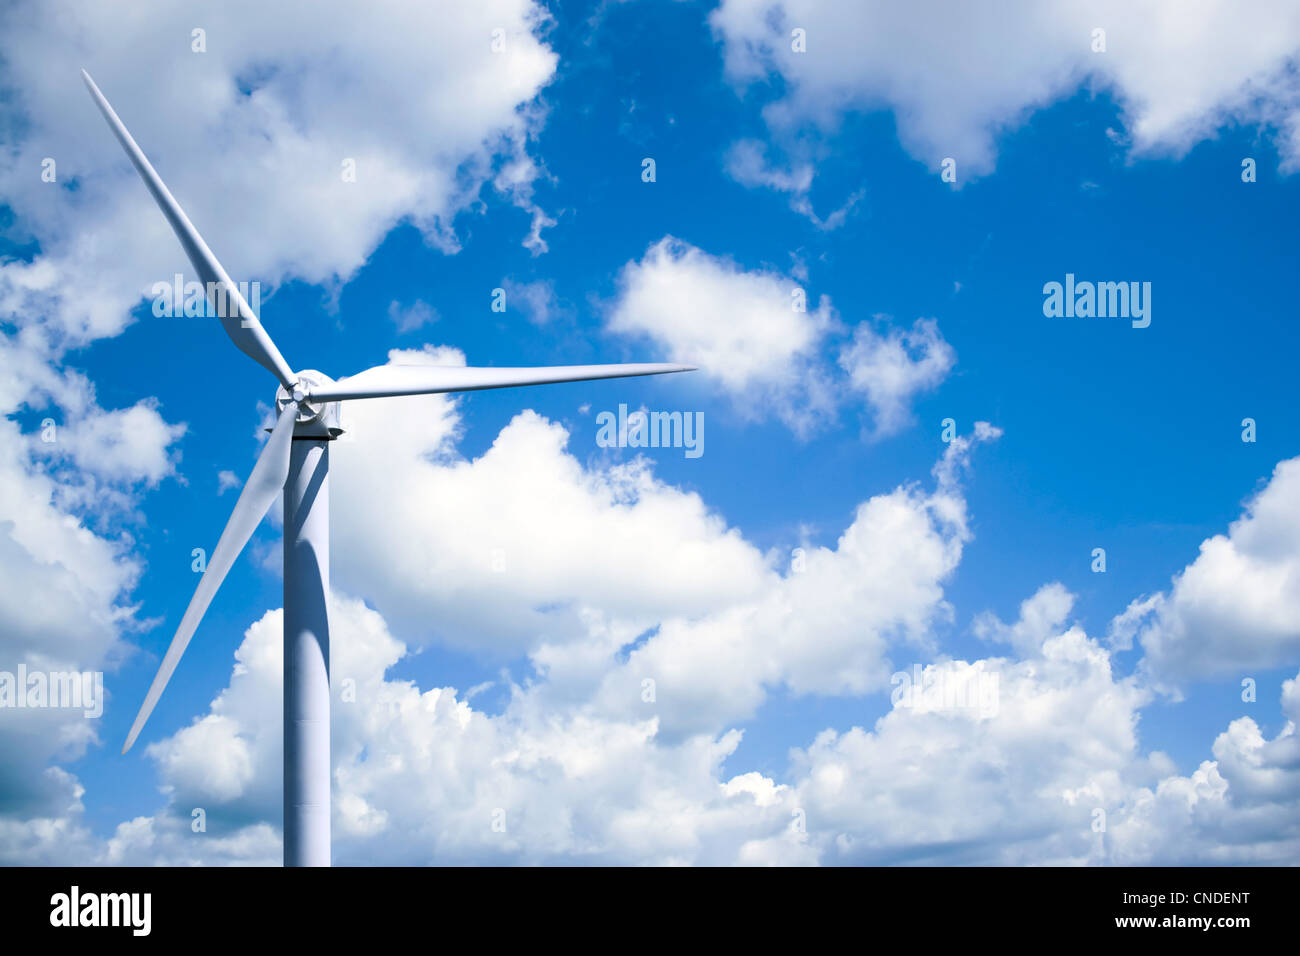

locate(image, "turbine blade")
[[81, 70, 296, 391], [122, 402, 299, 754], [309, 363, 697, 402]]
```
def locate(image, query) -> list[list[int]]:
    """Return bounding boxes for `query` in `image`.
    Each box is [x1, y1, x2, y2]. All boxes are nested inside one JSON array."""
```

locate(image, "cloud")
[[0, 352, 168, 673], [6, 383, 1295, 866], [587, 423, 1000, 736], [838, 318, 956, 438], [787, 649, 1300, 866], [606, 238, 832, 428], [328, 346, 772, 657], [387, 300, 439, 334], [1113, 456, 1300, 687], [0, 342, 180, 850], [1107, 670, 1300, 865], [0, 0, 559, 349], [75, 420, 997, 863], [0, 0, 560, 859], [4, 1, 1297, 870], [91, 584, 1300, 866], [38, 402, 187, 487], [724, 139, 864, 229], [710, 1, 1300, 178], [502, 278, 567, 326], [0, 0, 559, 852], [725, 139, 813, 195], [975, 582, 1077, 658], [606, 239, 956, 437]]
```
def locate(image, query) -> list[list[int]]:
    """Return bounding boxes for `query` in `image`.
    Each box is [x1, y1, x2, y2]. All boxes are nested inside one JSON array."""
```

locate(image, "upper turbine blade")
[[309, 363, 696, 402], [122, 402, 300, 754], [81, 70, 296, 391]]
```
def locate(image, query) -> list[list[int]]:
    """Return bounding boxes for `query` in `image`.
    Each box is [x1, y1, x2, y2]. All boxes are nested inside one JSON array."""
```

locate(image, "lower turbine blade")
[[309, 362, 697, 402], [122, 402, 300, 754]]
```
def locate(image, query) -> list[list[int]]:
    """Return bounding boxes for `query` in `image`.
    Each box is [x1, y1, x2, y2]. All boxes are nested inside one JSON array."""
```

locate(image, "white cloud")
[[711, 1, 1300, 178], [725, 139, 813, 195], [609, 237, 955, 436], [90, 584, 1300, 866], [39, 402, 186, 487], [975, 581, 1076, 658], [0, 372, 163, 673], [5, 375, 1295, 866], [0, 0, 560, 853], [725, 139, 863, 229], [0, 0, 559, 348], [329, 346, 772, 657], [72, 419, 997, 864], [4, 2, 1297, 868], [0, 342, 184, 854], [502, 278, 566, 326], [607, 237, 831, 426], [1114, 456, 1300, 687], [587, 423, 999, 736], [1107, 672, 1300, 864], [387, 300, 439, 334], [838, 318, 956, 438]]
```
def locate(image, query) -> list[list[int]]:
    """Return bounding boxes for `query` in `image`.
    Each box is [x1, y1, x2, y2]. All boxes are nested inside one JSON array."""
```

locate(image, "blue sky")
[[2, 1, 1299, 864]]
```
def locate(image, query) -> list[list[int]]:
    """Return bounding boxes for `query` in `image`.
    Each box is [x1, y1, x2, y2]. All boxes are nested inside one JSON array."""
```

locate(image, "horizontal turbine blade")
[[81, 70, 296, 391], [122, 402, 299, 754], [309, 363, 696, 402]]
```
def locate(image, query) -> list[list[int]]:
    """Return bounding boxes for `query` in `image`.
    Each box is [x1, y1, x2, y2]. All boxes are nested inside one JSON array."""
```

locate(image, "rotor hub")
[[275, 370, 343, 437]]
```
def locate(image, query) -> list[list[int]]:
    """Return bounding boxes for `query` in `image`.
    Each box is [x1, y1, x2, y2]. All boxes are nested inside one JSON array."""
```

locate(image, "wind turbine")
[[82, 70, 694, 867]]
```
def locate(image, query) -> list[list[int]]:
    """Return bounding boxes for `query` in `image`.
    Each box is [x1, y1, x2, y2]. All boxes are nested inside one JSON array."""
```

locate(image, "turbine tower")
[[82, 71, 694, 867]]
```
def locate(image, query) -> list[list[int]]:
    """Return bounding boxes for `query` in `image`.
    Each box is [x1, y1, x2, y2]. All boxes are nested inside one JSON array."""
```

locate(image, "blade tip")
[[80, 70, 101, 101]]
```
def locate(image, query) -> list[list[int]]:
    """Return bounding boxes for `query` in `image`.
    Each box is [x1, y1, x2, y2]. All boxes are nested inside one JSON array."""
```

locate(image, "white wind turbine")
[[82, 70, 694, 867]]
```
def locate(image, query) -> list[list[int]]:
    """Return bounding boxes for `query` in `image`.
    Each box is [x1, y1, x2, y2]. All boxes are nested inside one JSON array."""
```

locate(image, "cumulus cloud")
[[838, 318, 956, 438], [606, 237, 953, 436], [0, 351, 176, 676], [711, 0, 1300, 178], [91, 581, 1300, 866], [1107, 670, 1300, 865], [64, 419, 997, 864], [586, 422, 1000, 735], [329, 346, 772, 657], [4, 1, 1297, 870], [0, 0, 558, 349], [786, 653, 1300, 866], [5, 369, 1294, 866], [1113, 456, 1300, 687], [0, 343, 184, 851], [607, 237, 833, 430], [39, 402, 186, 487], [0, 0, 560, 855], [975, 581, 1076, 658]]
